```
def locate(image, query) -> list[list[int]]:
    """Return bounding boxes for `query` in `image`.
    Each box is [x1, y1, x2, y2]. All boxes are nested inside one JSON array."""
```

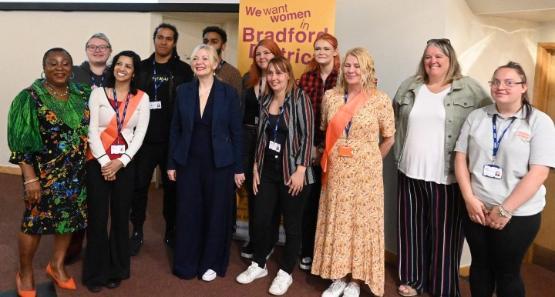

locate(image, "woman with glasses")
[[393, 38, 490, 297], [454, 62, 555, 297]]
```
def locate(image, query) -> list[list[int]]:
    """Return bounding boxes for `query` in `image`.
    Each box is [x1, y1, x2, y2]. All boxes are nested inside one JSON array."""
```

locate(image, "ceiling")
[[466, 0, 555, 23]]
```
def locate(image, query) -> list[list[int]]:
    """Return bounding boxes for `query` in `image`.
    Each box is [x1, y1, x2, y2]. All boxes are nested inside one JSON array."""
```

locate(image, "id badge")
[[338, 145, 353, 157], [269, 141, 281, 153], [254, 116, 259, 125], [483, 164, 502, 179], [149, 101, 162, 110], [111, 144, 126, 154]]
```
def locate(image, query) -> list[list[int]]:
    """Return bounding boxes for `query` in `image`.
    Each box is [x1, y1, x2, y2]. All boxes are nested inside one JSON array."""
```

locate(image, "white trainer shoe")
[[343, 281, 360, 297], [201, 269, 217, 282], [321, 278, 347, 297], [268, 269, 293, 296], [236, 262, 268, 284]]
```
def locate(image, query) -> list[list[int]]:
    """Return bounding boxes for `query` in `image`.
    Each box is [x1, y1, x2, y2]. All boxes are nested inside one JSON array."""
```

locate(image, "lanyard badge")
[[268, 106, 284, 154], [483, 115, 515, 179], [110, 89, 131, 154]]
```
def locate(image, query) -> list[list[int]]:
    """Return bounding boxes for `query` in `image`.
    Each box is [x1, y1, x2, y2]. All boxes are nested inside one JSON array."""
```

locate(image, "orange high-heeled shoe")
[[15, 272, 36, 297], [45, 263, 76, 290]]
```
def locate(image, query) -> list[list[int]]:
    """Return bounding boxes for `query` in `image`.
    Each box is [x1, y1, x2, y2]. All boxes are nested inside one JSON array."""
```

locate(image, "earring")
[[40, 71, 45, 79], [70, 72, 75, 80]]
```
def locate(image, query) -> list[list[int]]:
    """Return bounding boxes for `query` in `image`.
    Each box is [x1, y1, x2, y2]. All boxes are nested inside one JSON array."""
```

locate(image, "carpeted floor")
[[1, 173, 553, 297]]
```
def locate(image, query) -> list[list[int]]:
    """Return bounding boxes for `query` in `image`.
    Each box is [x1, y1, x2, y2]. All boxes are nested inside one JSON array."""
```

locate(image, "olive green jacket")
[[393, 75, 491, 176]]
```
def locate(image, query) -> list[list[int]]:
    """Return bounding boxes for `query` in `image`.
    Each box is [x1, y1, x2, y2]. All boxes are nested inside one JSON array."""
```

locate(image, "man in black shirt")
[[65, 32, 112, 264], [130, 23, 194, 255]]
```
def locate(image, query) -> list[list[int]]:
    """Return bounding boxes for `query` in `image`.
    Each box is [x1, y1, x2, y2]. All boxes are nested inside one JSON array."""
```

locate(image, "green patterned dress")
[[7, 79, 91, 234]]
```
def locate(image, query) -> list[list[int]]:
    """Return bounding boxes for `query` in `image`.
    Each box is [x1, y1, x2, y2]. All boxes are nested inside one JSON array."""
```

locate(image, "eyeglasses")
[[86, 45, 111, 52], [427, 38, 451, 45], [488, 80, 525, 88]]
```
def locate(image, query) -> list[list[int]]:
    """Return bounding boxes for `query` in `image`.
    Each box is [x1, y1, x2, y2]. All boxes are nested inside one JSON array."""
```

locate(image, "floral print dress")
[[311, 89, 395, 296], [8, 79, 90, 234]]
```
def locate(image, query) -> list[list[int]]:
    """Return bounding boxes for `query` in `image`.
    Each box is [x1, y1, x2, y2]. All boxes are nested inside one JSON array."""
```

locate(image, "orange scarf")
[[321, 91, 370, 184], [87, 90, 144, 160]]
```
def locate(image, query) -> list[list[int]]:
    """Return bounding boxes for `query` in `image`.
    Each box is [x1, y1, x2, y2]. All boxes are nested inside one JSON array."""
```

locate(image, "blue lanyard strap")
[[112, 89, 131, 135], [152, 60, 165, 100], [492, 114, 516, 159], [272, 106, 285, 142], [344, 92, 352, 138]]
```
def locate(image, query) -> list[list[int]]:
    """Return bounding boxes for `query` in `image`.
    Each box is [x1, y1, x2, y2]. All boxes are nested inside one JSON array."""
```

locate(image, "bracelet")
[[23, 177, 39, 185], [498, 205, 513, 218]]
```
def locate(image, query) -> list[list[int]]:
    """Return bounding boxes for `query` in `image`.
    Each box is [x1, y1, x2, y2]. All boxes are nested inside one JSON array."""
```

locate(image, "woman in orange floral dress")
[[312, 47, 395, 297]]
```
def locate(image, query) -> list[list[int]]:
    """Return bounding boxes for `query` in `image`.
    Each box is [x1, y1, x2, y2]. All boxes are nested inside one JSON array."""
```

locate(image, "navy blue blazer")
[[167, 78, 243, 173]]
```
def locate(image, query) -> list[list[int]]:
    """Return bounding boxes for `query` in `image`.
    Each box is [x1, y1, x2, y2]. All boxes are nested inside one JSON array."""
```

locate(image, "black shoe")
[[164, 228, 175, 248], [299, 257, 312, 271], [129, 231, 143, 256], [87, 285, 103, 293], [240, 241, 254, 259], [106, 279, 121, 289]]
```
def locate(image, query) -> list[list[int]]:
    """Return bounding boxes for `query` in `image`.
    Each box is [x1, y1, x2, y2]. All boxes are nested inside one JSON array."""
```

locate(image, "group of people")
[[7, 21, 554, 297]]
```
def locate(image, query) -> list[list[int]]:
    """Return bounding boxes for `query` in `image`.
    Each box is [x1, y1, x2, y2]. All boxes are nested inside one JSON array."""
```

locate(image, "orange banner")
[[237, 0, 336, 78]]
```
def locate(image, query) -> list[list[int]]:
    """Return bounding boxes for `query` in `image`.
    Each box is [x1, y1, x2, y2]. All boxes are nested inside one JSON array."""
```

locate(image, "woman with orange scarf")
[[311, 48, 395, 297]]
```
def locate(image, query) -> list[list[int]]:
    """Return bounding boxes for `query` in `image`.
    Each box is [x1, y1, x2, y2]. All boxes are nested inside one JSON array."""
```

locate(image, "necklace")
[[44, 81, 69, 98]]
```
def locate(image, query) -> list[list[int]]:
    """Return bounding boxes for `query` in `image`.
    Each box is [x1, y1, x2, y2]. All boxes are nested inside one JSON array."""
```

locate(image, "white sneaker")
[[268, 269, 293, 296], [236, 262, 268, 284], [343, 281, 360, 297], [201, 269, 217, 282], [321, 278, 347, 297]]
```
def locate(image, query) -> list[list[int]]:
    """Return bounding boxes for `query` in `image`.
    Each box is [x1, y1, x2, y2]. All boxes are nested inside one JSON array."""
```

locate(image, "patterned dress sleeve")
[[377, 91, 395, 138], [7, 88, 42, 165]]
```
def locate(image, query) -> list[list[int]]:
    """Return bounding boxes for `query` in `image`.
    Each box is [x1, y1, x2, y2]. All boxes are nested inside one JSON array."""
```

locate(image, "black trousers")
[[464, 211, 541, 297], [83, 160, 135, 286], [130, 142, 176, 232], [253, 158, 309, 273], [301, 165, 321, 258], [243, 125, 280, 247]]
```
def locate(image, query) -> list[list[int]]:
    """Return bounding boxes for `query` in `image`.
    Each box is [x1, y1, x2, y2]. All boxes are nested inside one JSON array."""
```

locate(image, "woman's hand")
[[234, 173, 245, 188], [287, 166, 306, 196], [167, 170, 177, 182], [253, 166, 260, 195], [486, 205, 511, 230], [101, 159, 123, 181], [465, 196, 488, 226], [24, 180, 41, 204]]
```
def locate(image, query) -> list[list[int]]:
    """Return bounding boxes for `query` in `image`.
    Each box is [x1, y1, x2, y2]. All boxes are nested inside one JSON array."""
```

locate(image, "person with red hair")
[[239, 39, 283, 260], [297, 33, 340, 271]]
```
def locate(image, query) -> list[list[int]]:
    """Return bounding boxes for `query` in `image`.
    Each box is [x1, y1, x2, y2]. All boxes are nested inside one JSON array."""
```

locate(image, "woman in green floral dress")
[[7, 48, 90, 296]]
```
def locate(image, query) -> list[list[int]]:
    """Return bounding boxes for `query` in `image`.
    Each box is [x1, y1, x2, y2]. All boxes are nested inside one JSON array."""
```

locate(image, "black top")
[[138, 53, 194, 143], [243, 87, 260, 126], [71, 61, 110, 88], [189, 82, 215, 160], [264, 112, 288, 160]]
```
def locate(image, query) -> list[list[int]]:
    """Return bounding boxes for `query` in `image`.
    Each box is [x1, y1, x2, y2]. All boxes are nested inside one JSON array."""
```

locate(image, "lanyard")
[[343, 92, 352, 138], [152, 60, 165, 101], [272, 106, 285, 142], [112, 89, 131, 135], [492, 114, 515, 160]]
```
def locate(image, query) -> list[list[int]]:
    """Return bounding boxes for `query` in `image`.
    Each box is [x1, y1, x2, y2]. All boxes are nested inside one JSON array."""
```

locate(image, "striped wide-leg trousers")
[[397, 171, 465, 297]]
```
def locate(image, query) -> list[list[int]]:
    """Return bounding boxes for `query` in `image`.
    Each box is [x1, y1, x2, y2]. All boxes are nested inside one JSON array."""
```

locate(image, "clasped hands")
[[101, 159, 123, 181], [465, 197, 510, 230]]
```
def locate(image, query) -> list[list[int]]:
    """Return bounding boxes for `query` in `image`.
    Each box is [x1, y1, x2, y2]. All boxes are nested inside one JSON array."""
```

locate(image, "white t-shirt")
[[399, 85, 455, 184]]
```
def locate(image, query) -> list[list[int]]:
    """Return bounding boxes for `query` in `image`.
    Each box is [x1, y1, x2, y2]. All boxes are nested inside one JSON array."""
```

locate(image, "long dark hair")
[[153, 23, 180, 59], [493, 61, 532, 121], [105, 50, 141, 95]]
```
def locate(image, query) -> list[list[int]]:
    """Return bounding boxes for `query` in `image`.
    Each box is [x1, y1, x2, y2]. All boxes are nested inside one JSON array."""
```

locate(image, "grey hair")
[[86, 33, 112, 49]]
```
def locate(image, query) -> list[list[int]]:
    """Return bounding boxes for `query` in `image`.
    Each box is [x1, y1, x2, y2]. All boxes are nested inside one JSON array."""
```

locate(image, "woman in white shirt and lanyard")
[[83, 50, 150, 293], [455, 61, 555, 297]]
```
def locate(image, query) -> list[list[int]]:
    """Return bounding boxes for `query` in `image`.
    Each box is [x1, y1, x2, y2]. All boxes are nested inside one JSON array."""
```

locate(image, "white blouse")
[[88, 87, 150, 167]]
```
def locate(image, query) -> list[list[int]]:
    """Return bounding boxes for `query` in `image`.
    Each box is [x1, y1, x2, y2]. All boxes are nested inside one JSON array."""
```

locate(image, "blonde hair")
[[416, 39, 462, 84], [336, 47, 376, 94], [190, 44, 219, 74]]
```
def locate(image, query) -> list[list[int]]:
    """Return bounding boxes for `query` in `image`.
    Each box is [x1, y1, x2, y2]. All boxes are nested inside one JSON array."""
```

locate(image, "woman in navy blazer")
[[167, 44, 244, 282]]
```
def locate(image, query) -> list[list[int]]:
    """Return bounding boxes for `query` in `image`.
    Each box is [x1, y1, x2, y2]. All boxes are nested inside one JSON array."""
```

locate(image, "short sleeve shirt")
[[455, 104, 555, 215]]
